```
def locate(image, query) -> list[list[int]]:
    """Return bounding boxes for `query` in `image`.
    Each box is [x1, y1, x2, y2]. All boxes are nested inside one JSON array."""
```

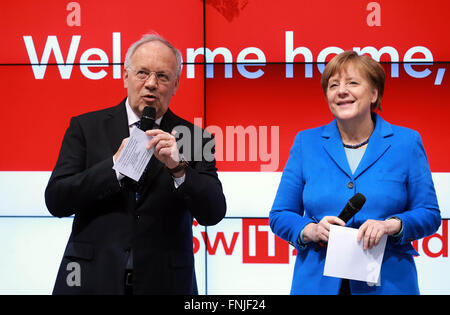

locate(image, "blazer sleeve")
[[269, 132, 315, 249], [391, 131, 441, 244], [45, 116, 122, 217]]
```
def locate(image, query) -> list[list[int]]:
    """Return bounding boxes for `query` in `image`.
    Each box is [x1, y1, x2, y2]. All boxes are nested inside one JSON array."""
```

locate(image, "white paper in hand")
[[323, 225, 387, 285], [112, 128, 154, 181]]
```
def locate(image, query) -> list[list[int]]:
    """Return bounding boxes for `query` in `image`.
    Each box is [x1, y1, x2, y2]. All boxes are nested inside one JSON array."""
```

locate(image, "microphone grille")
[[142, 106, 156, 120], [350, 193, 366, 210]]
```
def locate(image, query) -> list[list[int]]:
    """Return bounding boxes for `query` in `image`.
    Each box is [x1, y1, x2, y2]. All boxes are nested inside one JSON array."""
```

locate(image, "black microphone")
[[315, 193, 366, 251], [140, 106, 156, 131], [338, 193, 366, 223]]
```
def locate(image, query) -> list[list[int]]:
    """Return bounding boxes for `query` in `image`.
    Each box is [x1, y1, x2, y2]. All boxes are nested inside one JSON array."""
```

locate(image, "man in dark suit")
[[45, 34, 226, 294]]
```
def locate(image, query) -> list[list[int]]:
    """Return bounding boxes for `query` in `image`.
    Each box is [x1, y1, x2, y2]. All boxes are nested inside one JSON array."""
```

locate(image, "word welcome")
[[23, 31, 446, 85]]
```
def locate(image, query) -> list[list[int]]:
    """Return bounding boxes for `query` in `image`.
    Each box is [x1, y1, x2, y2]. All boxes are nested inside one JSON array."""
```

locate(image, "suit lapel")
[[321, 114, 393, 180], [104, 98, 136, 208], [322, 119, 353, 178], [105, 98, 129, 155], [353, 114, 393, 179]]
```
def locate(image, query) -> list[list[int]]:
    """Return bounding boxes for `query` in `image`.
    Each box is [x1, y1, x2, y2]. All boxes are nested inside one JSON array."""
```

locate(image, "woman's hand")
[[357, 218, 402, 250], [302, 216, 346, 244]]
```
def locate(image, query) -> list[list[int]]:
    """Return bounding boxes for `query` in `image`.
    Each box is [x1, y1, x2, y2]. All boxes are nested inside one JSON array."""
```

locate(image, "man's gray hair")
[[124, 33, 183, 79]]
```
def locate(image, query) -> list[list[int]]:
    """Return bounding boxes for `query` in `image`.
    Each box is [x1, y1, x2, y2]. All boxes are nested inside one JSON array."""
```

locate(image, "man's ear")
[[123, 69, 129, 89], [172, 77, 180, 96]]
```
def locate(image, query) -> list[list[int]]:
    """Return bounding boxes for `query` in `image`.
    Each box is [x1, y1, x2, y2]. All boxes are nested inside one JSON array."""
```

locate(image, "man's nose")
[[144, 72, 158, 88]]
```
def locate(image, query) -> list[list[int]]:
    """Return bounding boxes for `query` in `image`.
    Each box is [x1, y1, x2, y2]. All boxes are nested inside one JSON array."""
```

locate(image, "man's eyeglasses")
[[127, 67, 173, 84]]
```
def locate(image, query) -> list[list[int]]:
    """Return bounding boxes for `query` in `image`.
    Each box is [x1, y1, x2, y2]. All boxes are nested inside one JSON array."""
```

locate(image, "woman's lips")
[[337, 100, 355, 106]]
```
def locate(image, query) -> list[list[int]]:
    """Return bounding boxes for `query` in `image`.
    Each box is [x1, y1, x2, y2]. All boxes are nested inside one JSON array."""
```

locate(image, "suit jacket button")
[[347, 181, 354, 189]]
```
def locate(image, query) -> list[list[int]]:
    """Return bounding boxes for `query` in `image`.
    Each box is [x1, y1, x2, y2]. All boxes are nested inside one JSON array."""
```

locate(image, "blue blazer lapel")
[[321, 119, 353, 178], [321, 114, 393, 180], [353, 114, 393, 179]]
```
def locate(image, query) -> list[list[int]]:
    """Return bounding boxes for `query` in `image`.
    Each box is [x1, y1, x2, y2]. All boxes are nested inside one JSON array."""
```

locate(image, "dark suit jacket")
[[45, 98, 226, 294]]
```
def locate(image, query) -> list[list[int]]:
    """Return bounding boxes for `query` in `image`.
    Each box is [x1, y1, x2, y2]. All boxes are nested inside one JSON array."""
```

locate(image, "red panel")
[[0, 0, 203, 64], [206, 63, 450, 172], [1, 1, 449, 174], [0, 65, 204, 170], [205, 0, 450, 62]]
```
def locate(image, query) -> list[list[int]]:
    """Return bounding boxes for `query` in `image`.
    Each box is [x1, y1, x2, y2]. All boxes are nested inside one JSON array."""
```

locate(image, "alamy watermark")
[[174, 118, 280, 172], [66, 262, 81, 287]]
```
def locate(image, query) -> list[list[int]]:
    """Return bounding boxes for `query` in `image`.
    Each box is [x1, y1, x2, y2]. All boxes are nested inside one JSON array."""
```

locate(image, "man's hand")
[[145, 129, 182, 173], [113, 138, 129, 163]]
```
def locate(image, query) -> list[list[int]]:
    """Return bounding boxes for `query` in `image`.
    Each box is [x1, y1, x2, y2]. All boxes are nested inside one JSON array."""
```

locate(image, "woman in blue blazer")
[[269, 51, 441, 295]]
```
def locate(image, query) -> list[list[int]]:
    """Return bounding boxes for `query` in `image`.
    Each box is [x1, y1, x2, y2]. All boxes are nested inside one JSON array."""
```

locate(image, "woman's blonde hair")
[[320, 51, 385, 111]]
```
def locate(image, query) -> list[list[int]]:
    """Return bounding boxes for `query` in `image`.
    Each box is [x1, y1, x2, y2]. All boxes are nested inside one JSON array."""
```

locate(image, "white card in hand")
[[112, 128, 154, 181], [323, 225, 387, 285]]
